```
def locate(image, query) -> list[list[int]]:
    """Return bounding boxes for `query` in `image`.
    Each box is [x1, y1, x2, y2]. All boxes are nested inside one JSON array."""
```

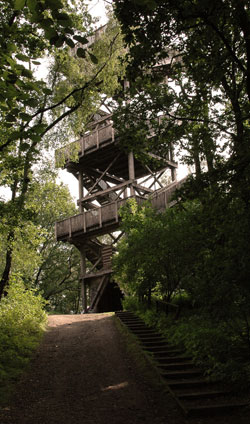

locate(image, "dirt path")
[[1, 313, 249, 424], [0, 314, 184, 424]]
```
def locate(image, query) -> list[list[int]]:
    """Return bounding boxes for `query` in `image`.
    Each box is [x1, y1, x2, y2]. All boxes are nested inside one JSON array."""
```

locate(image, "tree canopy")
[[114, 0, 250, 203], [0, 1, 125, 299]]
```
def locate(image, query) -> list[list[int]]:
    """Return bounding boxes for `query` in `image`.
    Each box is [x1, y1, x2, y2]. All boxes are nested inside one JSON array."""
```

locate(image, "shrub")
[[0, 277, 47, 405], [163, 315, 250, 388]]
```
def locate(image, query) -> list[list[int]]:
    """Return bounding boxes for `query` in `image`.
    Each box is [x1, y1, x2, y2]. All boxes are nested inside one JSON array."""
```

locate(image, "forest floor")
[[0, 313, 250, 424]]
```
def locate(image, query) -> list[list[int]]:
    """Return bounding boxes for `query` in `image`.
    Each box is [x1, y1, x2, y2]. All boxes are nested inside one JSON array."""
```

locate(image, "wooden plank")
[[69, 218, 72, 238], [87, 153, 121, 196], [87, 256, 102, 275], [56, 181, 188, 241], [99, 208, 102, 228], [83, 213, 86, 232], [89, 275, 109, 311], [80, 180, 133, 203], [96, 129, 99, 149], [80, 137, 85, 155], [84, 269, 112, 279], [133, 182, 154, 194], [87, 113, 112, 129], [115, 201, 119, 222], [87, 167, 125, 184]]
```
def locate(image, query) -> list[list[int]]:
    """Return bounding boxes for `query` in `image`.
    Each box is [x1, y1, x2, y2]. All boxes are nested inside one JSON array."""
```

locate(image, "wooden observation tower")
[[55, 108, 179, 313], [55, 27, 179, 313]]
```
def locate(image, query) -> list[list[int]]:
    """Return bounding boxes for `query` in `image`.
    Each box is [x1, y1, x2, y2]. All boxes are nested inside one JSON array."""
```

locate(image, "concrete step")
[[185, 402, 249, 418], [130, 329, 157, 335], [141, 340, 169, 347], [158, 361, 195, 371], [119, 318, 145, 324], [177, 390, 230, 400], [148, 346, 184, 355], [167, 379, 211, 390], [156, 355, 192, 364], [126, 323, 150, 328], [136, 333, 163, 339], [115, 311, 133, 316], [161, 369, 202, 380]]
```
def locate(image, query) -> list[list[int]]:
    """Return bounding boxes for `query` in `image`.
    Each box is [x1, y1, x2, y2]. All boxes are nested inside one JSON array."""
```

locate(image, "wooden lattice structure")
[[55, 106, 182, 312], [55, 26, 182, 312]]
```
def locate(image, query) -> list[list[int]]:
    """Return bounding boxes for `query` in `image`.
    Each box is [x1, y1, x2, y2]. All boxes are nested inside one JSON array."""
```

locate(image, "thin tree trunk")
[[0, 231, 14, 300]]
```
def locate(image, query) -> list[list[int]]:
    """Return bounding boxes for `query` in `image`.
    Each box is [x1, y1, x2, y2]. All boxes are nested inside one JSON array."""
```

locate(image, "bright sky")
[[87, 0, 108, 25]]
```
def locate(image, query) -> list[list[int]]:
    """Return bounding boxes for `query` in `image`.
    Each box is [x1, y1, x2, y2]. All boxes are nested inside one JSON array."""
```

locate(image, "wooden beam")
[[145, 164, 164, 189], [85, 269, 111, 280], [89, 275, 109, 311], [87, 113, 112, 129], [87, 153, 121, 195], [128, 151, 135, 195], [99, 208, 102, 228], [111, 231, 124, 245], [78, 170, 84, 212], [115, 201, 118, 222], [80, 137, 85, 155], [132, 183, 154, 194], [79, 246, 88, 313], [86, 167, 126, 184], [78, 180, 133, 204], [87, 256, 102, 275]]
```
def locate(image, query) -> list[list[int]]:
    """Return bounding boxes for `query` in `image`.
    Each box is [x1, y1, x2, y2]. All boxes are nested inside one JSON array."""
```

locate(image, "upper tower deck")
[[56, 113, 177, 183]]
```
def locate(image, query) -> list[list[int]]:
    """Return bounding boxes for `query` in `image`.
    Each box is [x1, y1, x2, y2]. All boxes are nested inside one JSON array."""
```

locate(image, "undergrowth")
[[0, 279, 47, 406]]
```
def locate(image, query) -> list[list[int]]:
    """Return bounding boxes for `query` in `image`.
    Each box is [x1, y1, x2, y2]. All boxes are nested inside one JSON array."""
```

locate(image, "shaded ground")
[[0, 314, 249, 424]]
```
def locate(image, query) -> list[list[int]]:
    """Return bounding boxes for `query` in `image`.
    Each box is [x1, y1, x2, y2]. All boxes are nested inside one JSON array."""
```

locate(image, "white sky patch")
[[87, 0, 108, 25]]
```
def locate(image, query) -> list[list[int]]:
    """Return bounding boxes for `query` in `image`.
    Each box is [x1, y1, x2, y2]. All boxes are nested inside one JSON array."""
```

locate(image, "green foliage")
[[115, 181, 250, 386], [164, 316, 250, 387], [0, 0, 91, 152], [50, 13, 126, 142], [0, 169, 81, 312], [0, 277, 47, 405], [0, 0, 96, 297], [28, 177, 81, 313], [113, 198, 201, 302], [114, 0, 250, 205]]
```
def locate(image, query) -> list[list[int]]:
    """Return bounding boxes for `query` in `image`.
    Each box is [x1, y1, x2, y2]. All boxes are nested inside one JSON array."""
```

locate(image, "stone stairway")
[[115, 311, 249, 418]]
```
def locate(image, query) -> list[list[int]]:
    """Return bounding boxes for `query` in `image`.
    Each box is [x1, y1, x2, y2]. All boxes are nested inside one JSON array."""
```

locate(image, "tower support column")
[[128, 151, 135, 196], [78, 170, 84, 212], [80, 246, 88, 313]]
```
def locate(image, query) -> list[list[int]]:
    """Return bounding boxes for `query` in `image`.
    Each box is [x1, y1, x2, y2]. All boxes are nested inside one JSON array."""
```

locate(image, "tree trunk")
[[0, 238, 13, 300]]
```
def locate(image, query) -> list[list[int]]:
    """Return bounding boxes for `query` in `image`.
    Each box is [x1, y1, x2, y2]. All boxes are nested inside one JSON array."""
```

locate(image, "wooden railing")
[[149, 177, 186, 210], [55, 114, 178, 166], [56, 195, 145, 240], [55, 115, 114, 165], [55, 178, 187, 241]]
